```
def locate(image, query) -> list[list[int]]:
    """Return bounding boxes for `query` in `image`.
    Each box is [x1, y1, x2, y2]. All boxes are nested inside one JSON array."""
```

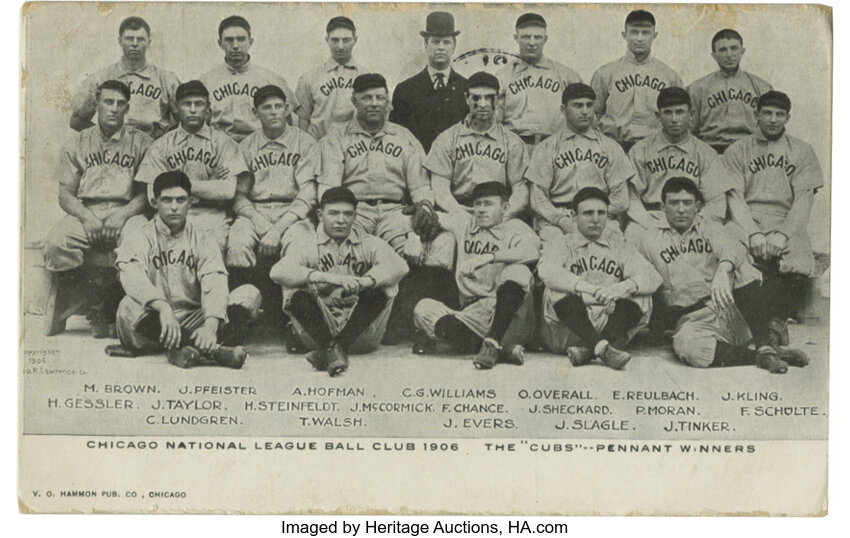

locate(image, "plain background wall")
[[21, 2, 832, 251]]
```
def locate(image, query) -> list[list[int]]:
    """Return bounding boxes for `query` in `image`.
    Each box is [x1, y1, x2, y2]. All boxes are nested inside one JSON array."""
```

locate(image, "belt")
[[254, 198, 293, 204], [643, 202, 662, 211], [361, 198, 402, 206], [552, 201, 573, 210], [519, 133, 551, 145]]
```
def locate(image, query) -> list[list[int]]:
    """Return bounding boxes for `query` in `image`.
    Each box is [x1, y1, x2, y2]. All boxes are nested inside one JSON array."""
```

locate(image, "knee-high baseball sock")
[[762, 271, 808, 321], [600, 299, 643, 349], [487, 281, 526, 343], [136, 311, 194, 348], [287, 290, 333, 347], [712, 341, 756, 367], [732, 281, 772, 348], [434, 315, 482, 354], [553, 295, 600, 349], [337, 288, 389, 351], [218, 305, 254, 346]]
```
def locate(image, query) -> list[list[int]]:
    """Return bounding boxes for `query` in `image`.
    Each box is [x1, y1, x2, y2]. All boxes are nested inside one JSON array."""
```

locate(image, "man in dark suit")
[[389, 11, 469, 153]]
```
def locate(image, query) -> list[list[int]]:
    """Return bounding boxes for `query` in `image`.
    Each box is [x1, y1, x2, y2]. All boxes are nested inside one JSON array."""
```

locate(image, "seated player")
[[723, 91, 824, 345], [425, 71, 529, 219], [537, 187, 662, 369], [525, 83, 633, 243], [108, 171, 261, 369], [634, 177, 809, 373], [43, 80, 151, 337], [271, 187, 409, 377], [412, 182, 540, 369]]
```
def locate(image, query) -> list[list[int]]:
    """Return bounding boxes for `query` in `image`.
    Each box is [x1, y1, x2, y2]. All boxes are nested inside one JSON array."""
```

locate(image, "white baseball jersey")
[[687, 69, 772, 146], [295, 58, 364, 139]]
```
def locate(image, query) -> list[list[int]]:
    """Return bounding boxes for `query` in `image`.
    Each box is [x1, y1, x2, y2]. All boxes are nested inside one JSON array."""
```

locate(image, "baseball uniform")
[[525, 125, 634, 241], [537, 230, 662, 352], [295, 58, 364, 139], [114, 216, 261, 353], [591, 51, 683, 146], [226, 126, 320, 268], [43, 124, 152, 272], [634, 216, 760, 367], [687, 69, 773, 150], [273, 226, 408, 353], [136, 123, 248, 252], [722, 130, 824, 275], [71, 60, 180, 139], [495, 56, 582, 142], [425, 117, 530, 218], [414, 211, 540, 339], [200, 60, 299, 142]]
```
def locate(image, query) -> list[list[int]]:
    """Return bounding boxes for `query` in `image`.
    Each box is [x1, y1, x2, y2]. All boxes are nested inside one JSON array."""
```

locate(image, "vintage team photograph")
[[19, 2, 831, 515]]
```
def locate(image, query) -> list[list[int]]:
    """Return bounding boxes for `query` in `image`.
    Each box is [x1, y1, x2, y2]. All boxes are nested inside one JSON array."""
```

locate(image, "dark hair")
[[96, 80, 131, 102], [119, 16, 150, 37], [661, 177, 703, 204], [320, 187, 358, 208], [711, 29, 743, 52], [153, 171, 192, 198], [218, 15, 251, 38], [573, 187, 610, 209]]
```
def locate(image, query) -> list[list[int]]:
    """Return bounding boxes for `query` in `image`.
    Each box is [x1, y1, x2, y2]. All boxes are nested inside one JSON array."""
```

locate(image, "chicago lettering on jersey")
[[166, 148, 220, 169], [250, 151, 301, 172], [212, 82, 261, 102], [317, 251, 367, 276], [508, 75, 562, 95], [614, 74, 667, 93], [151, 248, 197, 270], [128, 81, 163, 100], [319, 76, 354, 97], [84, 150, 137, 169], [344, 138, 404, 159], [454, 141, 507, 164], [645, 156, 701, 178], [569, 255, 624, 279], [463, 239, 500, 256], [747, 153, 797, 177], [554, 147, 609, 170], [706, 88, 758, 110], [658, 237, 713, 264]]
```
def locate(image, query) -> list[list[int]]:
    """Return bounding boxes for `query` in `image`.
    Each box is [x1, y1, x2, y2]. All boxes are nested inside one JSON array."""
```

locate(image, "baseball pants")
[[751, 211, 817, 276], [226, 202, 314, 268], [188, 206, 233, 255]]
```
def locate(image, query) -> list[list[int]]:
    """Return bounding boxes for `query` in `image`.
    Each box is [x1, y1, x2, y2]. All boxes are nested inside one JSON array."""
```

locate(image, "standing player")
[[537, 187, 662, 369], [590, 10, 683, 153], [412, 182, 540, 369], [295, 16, 365, 139], [495, 13, 582, 150], [70, 16, 180, 139], [525, 83, 634, 242], [688, 29, 773, 154], [635, 177, 808, 373], [390, 11, 469, 152], [626, 87, 729, 239], [723, 91, 823, 344], [425, 71, 530, 219], [136, 81, 249, 253], [271, 187, 409, 377], [109, 171, 261, 369], [200, 15, 298, 142], [44, 80, 152, 337]]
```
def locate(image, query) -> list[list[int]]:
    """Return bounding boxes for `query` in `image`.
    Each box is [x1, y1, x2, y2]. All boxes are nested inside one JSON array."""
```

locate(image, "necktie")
[[434, 72, 445, 90]]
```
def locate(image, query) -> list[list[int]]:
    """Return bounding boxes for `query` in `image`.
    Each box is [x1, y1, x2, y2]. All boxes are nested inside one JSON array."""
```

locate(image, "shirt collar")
[[317, 226, 362, 245], [97, 124, 125, 142], [348, 119, 396, 137], [567, 230, 611, 249], [654, 131, 694, 153], [754, 129, 787, 144], [459, 116, 500, 139], [115, 59, 152, 78], [559, 124, 598, 141], [177, 123, 213, 142], [224, 56, 252, 74], [659, 215, 703, 235], [623, 50, 653, 66], [154, 215, 185, 238], [427, 65, 452, 81], [259, 127, 292, 148], [325, 58, 360, 72], [468, 219, 505, 239], [514, 56, 554, 73]]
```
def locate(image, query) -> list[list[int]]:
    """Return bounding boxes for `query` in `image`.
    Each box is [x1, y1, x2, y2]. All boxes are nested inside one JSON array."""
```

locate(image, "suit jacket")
[[390, 67, 469, 153]]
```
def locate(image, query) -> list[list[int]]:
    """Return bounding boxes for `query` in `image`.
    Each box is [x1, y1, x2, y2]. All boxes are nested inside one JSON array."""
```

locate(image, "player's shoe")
[[599, 343, 631, 370], [755, 346, 789, 374], [412, 332, 436, 355], [499, 344, 525, 366], [89, 309, 111, 339], [305, 349, 327, 371], [566, 346, 593, 366], [769, 318, 790, 347], [472, 338, 500, 370], [326, 341, 350, 377], [166, 346, 202, 369], [284, 323, 307, 354], [776, 346, 810, 368], [104, 344, 137, 358], [210, 345, 248, 369]]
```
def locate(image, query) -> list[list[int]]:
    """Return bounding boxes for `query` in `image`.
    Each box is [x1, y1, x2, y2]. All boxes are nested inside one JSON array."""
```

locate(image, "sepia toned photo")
[[19, 2, 831, 515]]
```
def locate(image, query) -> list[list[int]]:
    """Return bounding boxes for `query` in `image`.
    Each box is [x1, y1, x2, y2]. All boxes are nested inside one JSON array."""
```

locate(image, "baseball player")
[[44, 80, 152, 337], [107, 171, 261, 369], [136, 80, 249, 253], [626, 87, 730, 240], [525, 83, 634, 243], [590, 10, 683, 153], [412, 182, 540, 369], [495, 13, 582, 149], [295, 16, 364, 139], [688, 29, 773, 154], [200, 15, 298, 142], [723, 91, 823, 345], [635, 177, 809, 373], [537, 187, 662, 369], [70, 17, 180, 139], [271, 187, 409, 377], [425, 71, 530, 220]]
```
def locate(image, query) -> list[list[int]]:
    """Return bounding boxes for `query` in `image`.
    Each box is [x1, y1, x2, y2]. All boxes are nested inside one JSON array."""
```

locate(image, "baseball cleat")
[[566, 346, 593, 367], [600, 343, 631, 370], [472, 338, 500, 370], [284, 323, 307, 354], [305, 349, 327, 371], [776, 346, 809, 368], [325, 341, 349, 377], [412, 336, 436, 355], [104, 344, 137, 358], [499, 344, 525, 366], [210, 345, 248, 369], [755, 347, 788, 374], [166, 346, 201, 369]]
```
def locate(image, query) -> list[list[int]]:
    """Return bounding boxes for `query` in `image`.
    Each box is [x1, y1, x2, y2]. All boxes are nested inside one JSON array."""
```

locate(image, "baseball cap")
[[352, 73, 387, 93], [758, 91, 791, 112], [573, 187, 610, 208], [320, 187, 358, 207], [253, 85, 287, 107], [516, 13, 547, 29], [176, 80, 209, 102], [327, 16, 355, 33], [625, 10, 656, 27], [562, 83, 596, 105], [657, 87, 691, 109], [472, 181, 509, 201], [466, 71, 500, 92]]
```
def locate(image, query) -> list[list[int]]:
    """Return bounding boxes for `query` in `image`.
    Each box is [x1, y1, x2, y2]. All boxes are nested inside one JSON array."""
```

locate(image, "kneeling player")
[[109, 171, 260, 368], [635, 177, 808, 373], [271, 187, 408, 377], [538, 187, 662, 369], [413, 182, 540, 369]]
